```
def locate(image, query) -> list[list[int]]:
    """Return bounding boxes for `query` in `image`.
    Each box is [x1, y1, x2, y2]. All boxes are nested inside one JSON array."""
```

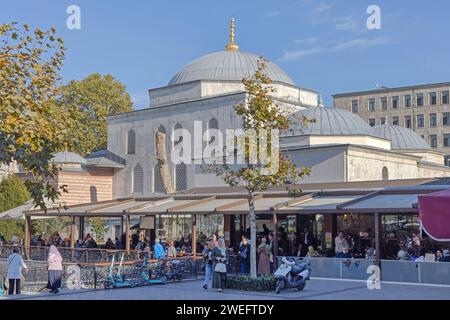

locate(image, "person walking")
[[47, 243, 63, 294], [211, 238, 228, 292], [257, 238, 271, 275], [202, 239, 216, 290], [7, 247, 27, 295]]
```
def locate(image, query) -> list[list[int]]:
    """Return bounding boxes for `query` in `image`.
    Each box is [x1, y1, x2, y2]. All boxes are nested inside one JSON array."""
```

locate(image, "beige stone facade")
[[333, 82, 450, 165], [55, 168, 114, 205]]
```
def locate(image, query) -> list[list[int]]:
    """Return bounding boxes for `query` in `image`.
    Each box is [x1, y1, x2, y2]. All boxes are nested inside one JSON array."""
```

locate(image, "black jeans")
[[8, 279, 21, 295]]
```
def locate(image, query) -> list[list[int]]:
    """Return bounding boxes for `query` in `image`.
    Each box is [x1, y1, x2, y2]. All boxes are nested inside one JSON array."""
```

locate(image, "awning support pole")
[[24, 215, 31, 260], [192, 215, 197, 256], [273, 213, 278, 260], [125, 215, 131, 253], [374, 211, 381, 266]]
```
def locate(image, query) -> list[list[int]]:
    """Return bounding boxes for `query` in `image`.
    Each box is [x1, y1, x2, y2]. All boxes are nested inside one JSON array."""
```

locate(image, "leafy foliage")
[[31, 217, 67, 238], [0, 22, 67, 211], [89, 217, 106, 242], [55, 73, 134, 156], [0, 175, 30, 239], [207, 58, 312, 278], [226, 274, 277, 291]]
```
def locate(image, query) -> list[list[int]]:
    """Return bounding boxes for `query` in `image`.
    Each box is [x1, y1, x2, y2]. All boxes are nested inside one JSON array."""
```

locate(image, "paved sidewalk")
[[3, 278, 450, 300]]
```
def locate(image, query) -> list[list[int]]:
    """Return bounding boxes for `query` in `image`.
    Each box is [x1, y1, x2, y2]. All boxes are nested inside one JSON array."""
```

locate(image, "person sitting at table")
[[335, 246, 352, 259]]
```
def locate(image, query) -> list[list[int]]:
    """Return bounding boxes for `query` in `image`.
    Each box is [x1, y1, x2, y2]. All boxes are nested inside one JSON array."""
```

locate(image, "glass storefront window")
[[196, 214, 224, 245]]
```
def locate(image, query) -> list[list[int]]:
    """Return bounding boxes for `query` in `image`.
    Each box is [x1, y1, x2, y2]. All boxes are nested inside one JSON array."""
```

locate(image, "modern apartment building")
[[333, 83, 450, 166]]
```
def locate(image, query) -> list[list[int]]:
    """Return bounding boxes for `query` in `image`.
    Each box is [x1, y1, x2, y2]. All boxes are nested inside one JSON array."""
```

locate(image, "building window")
[[368, 98, 375, 112], [404, 115, 412, 128], [430, 113, 437, 127], [127, 129, 136, 155], [442, 90, 449, 104], [416, 93, 424, 107], [443, 112, 450, 126], [90, 186, 98, 203], [208, 117, 219, 144], [430, 134, 438, 148], [417, 114, 424, 128], [404, 95, 411, 108], [175, 163, 187, 191], [392, 96, 399, 109], [444, 134, 450, 147], [381, 97, 387, 111], [382, 167, 389, 181], [430, 92, 437, 105], [173, 123, 183, 146], [153, 164, 164, 193], [392, 116, 399, 126], [368, 118, 376, 127], [380, 117, 386, 125], [351, 100, 358, 113], [133, 164, 144, 194]]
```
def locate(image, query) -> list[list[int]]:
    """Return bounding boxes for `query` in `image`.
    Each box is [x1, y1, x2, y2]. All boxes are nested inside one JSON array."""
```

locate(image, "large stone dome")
[[286, 107, 376, 136], [374, 125, 431, 150], [168, 51, 295, 86]]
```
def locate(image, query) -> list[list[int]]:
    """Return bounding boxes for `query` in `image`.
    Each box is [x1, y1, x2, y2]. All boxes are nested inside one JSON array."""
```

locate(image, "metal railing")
[[0, 244, 140, 263]]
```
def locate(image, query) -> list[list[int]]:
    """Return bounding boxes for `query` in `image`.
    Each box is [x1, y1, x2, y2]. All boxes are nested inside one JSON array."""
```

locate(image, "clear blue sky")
[[2, 0, 449, 108]]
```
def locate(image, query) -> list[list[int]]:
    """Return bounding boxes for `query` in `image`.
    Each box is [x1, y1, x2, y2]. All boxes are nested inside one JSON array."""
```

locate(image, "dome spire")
[[225, 17, 239, 52]]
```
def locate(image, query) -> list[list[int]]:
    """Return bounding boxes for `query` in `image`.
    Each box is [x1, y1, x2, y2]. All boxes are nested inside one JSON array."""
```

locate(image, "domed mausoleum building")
[[85, 18, 450, 198]]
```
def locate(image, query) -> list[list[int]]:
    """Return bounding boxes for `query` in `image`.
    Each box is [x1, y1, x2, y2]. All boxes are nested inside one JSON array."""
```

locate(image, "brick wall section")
[[56, 168, 114, 205]]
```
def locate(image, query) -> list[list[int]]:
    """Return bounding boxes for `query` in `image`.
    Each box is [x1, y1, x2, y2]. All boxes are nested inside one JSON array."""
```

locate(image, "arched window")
[[382, 167, 389, 181], [127, 129, 136, 155], [90, 186, 98, 203], [133, 164, 144, 193], [175, 163, 187, 191], [153, 164, 164, 193], [173, 123, 183, 146], [207, 117, 219, 151]]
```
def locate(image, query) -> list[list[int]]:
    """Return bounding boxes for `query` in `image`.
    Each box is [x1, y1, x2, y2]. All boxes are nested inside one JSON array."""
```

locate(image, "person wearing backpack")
[[7, 247, 28, 295], [239, 235, 250, 274]]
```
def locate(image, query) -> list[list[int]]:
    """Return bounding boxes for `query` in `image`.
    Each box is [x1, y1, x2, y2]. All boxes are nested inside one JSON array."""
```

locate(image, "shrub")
[[226, 274, 277, 291]]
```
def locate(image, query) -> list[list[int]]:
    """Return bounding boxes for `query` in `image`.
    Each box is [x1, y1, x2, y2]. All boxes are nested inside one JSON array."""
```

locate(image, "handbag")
[[215, 262, 227, 273]]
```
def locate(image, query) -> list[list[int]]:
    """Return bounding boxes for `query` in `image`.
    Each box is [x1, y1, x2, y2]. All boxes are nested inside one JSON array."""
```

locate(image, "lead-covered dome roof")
[[374, 125, 431, 150], [51, 151, 87, 165], [168, 51, 295, 86], [286, 107, 377, 136]]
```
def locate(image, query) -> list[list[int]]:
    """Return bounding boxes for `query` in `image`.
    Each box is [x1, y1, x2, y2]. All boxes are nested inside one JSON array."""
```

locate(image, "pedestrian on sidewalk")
[[211, 238, 228, 292], [47, 242, 63, 294], [202, 239, 216, 290], [7, 247, 27, 295]]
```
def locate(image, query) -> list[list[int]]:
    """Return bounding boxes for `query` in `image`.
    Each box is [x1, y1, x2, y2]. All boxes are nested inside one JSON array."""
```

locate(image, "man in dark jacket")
[[239, 236, 250, 274]]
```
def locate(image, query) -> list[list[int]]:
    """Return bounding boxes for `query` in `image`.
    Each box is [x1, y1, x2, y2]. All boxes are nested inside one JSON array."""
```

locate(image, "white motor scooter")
[[274, 257, 311, 294]]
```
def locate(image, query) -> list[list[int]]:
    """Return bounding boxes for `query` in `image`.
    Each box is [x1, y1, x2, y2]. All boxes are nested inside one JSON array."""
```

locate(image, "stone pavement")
[[3, 278, 450, 300]]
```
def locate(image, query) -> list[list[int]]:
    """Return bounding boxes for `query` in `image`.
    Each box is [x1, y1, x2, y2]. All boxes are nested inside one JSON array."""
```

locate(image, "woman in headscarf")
[[47, 240, 63, 294], [211, 237, 228, 292], [257, 238, 271, 275]]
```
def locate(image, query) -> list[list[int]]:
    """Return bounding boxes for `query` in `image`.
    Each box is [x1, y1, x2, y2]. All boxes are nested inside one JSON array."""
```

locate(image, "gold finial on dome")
[[225, 17, 239, 52]]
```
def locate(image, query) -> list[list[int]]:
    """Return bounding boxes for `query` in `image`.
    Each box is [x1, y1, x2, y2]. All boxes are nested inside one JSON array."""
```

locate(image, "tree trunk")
[[248, 191, 257, 278], [156, 131, 174, 194]]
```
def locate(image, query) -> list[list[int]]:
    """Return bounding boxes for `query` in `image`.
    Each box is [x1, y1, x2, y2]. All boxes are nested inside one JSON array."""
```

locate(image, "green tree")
[[31, 217, 67, 238], [207, 59, 311, 278], [89, 217, 105, 242], [0, 22, 67, 211], [0, 175, 30, 240], [56, 73, 134, 156]]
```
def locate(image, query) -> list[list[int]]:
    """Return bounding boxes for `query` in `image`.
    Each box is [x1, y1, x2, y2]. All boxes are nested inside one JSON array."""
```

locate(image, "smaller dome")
[[51, 151, 87, 165], [286, 107, 376, 136], [374, 125, 431, 150]]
